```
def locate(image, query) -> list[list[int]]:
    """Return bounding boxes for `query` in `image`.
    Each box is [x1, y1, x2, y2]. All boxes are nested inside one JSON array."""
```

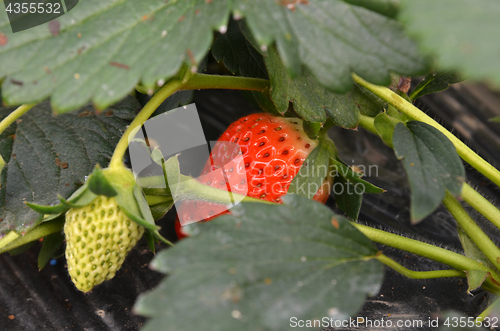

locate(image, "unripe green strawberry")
[[64, 195, 144, 292]]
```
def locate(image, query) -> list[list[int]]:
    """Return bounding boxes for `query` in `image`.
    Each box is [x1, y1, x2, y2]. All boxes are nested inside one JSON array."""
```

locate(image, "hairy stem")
[[354, 223, 500, 293], [352, 223, 498, 278], [462, 183, 500, 231], [353, 74, 500, 188], [442, 191, 500, 271], [0, 103, 36, 172], [376, 254, 466, 279]]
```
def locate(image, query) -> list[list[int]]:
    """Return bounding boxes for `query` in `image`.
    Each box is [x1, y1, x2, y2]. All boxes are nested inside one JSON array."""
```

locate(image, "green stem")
[[352, 223, 497, 277], [358, 114, 377, 134], [109, 78, 183, 169], [177, 174, 275, 205], [352, 73, 500, 188], [181, 73, 270, 92], [462, 183, 500, 231], [353, 222, 500, 293], [0, 103, 36, 172], [376, 253, 466, 279], [0, 231, 20, 250], [442, 191, 500, 272], [0, 218, 64, 254]]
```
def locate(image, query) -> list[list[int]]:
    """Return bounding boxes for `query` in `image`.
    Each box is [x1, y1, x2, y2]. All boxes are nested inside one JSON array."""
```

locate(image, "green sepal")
[[25, 201, 70, 215], [25, 179, 91, 215], [133, 185, 173, 247], [145, 195, 173, 206], [88, 165, 118, 197], [120, 207, 160, 233], [144, 230, 156, 253], [161, 155, 181, 198], [38, 231, 65, 270], [58, 188, 98, 208], [150, 202, 175, 221], [330, 158, 385, 194], [333, 175, 363, 221], [8, 242, 36, 256], [302, 121, 323, 140], [142, 186, 170, 196], [374, 112, 400, 148]]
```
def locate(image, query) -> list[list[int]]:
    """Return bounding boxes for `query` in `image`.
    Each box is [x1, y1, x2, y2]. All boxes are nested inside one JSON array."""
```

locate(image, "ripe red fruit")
[[175, 113, 331, 239]]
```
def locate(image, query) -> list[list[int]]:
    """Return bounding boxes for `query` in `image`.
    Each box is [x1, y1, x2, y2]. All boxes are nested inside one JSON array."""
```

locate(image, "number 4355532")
[[5, 2, 61, 14], [444, 316, 498, 328]]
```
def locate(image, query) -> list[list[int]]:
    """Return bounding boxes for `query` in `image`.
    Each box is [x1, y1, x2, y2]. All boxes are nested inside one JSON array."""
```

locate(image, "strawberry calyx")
[[26, 164, 171, 246]]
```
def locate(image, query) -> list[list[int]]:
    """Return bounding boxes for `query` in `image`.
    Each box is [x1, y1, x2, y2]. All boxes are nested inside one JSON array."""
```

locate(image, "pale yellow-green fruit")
[[64, 196, 144, 292]]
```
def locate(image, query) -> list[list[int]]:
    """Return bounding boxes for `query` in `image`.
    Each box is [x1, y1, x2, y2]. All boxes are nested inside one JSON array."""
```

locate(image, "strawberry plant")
[[1, 0, 500, 329]]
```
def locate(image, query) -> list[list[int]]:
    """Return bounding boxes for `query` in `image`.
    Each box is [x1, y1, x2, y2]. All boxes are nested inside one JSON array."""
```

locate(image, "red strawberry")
[[175, 113, 332, 239]]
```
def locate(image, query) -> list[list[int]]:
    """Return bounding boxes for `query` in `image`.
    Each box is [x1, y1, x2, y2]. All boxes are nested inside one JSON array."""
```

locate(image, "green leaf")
[[265, 47, 383, 128], [490, 117, 500, 123], [134, 195, 383, 331], [38, 230, 65, 270], [410, 72, 463, 100], [333, 175, 363, 221], [0, 97, 139, 237], [212, 19, 268, 79], [236, 0, 427, 91], [1, 0, 425, 112], [342, 0, 400, 18], [0, 0, 230, 112], [400, 0, 500, 87], [393, 121, 466, 222], [330, 158, 385, 194], [288, 138, 333, 199]]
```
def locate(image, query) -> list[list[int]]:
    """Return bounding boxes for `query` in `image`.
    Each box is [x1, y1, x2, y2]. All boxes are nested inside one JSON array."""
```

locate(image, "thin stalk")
[[352, 73, 500, 188], [351, 223, 499, 279], [376, 254, 466, 279], [0, 104, 36, 172], [462, 183, 500, 230], [181, 73, 270, 92], [442, 191, 500, 272], [109, 79, 183, 169]]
